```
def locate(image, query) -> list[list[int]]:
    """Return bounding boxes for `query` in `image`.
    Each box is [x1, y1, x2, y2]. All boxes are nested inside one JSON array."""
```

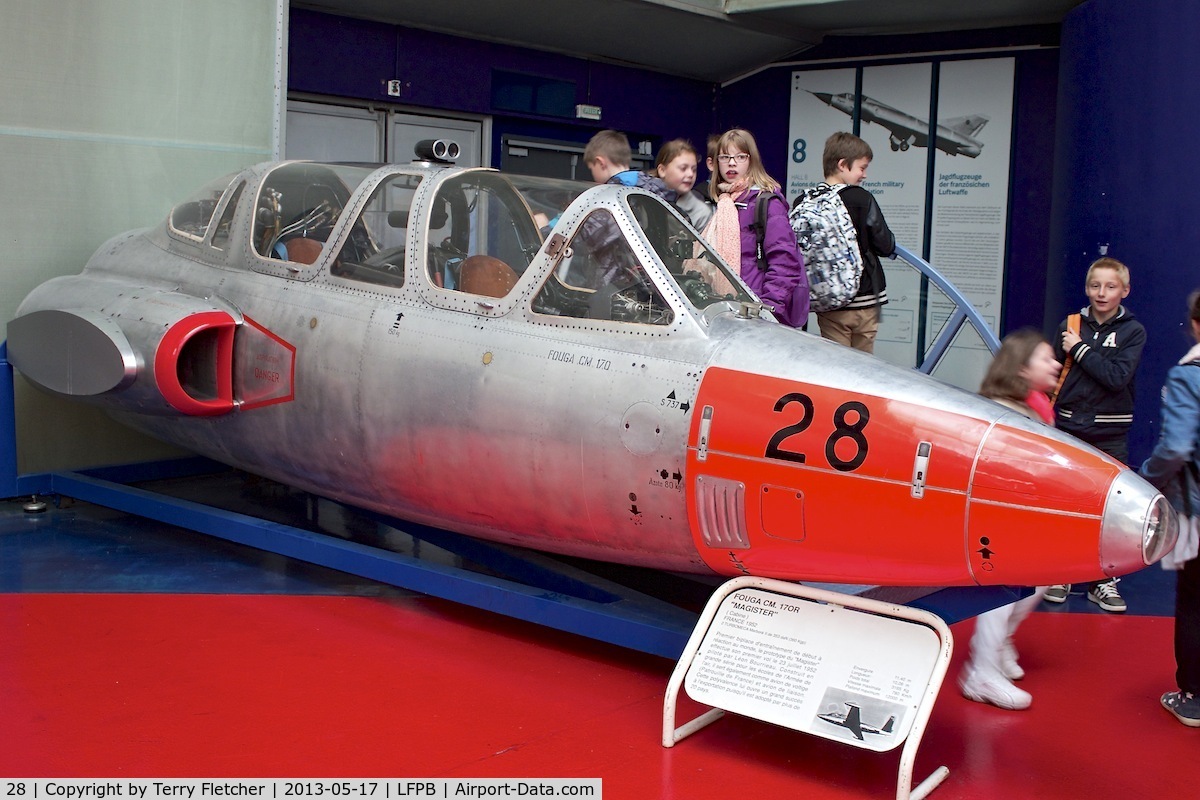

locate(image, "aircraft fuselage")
[[7, 159, 1174, 586]]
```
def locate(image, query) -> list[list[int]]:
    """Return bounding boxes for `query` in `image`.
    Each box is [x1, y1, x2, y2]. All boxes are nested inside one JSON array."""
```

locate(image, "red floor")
[[2, 592, 1197, 797]]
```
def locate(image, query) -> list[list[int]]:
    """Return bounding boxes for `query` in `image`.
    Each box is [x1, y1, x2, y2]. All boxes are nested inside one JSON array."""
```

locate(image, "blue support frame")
[[2, 343, 1016, 659], [41, 468, 702, 658], [894, 244, 1003, 372]]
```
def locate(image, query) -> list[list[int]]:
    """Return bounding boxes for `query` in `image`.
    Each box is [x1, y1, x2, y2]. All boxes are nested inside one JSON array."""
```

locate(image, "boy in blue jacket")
[[1140, 289, 1200, 726]]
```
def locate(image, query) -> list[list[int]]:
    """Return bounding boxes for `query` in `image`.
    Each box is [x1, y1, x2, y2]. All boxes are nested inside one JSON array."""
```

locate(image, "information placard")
[[682, 587, 941, 751]]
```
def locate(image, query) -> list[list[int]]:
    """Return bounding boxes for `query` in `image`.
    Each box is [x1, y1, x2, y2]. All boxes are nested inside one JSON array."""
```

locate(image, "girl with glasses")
[[703, 128, 808, 328]]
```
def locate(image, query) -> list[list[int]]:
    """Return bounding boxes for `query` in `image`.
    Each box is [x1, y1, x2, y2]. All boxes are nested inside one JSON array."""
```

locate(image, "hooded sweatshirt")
[[1053, 305, 1146, 445]]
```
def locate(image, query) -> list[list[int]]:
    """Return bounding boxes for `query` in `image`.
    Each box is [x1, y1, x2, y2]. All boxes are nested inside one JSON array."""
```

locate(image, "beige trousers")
[[816, 306, 881, 353]]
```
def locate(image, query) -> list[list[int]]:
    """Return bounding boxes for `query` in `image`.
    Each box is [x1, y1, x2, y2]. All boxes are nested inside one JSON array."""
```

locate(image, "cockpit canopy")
[[166, 162, 754, 327], [168, 171, 242, 245], [249, 163, 381, 264]]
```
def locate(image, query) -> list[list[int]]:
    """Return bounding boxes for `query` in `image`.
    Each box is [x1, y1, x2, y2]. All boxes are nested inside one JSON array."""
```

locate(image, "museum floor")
[[2, 480, 1197, 798]]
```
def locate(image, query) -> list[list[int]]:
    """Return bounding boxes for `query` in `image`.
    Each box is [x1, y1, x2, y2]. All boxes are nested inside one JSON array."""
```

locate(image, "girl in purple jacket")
[[704, 128, 808, 327]]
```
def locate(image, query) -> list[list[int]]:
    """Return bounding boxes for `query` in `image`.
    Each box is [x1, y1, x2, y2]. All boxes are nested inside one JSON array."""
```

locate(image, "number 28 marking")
[[764, 392, 870, 472]]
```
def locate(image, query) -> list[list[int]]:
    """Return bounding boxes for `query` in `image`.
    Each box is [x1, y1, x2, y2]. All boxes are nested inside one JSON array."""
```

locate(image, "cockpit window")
[[209, 181, 245, 251], [506, 175, 592, 235], [253, 163, 378, 265], [328, 173, 422, 288], [626, 194, 752, 310], [169, 172, 239, 242], [426, 173, 543, 297], [531, 209, 674, 325]]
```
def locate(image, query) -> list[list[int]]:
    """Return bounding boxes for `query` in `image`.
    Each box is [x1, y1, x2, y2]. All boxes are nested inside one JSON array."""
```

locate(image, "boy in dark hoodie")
[[1044, 257, 1146, 612]]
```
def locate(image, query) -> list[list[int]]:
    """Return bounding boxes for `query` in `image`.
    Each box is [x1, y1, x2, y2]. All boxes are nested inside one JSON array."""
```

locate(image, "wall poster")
[[784, 58, 1015, 386], [928, 57, 1015, 386], [858, 63, 933, 368], [785, 68, 857, 203]]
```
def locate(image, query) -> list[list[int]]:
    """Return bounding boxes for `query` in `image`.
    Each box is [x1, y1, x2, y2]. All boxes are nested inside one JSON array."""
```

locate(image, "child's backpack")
[[750, 191, 786, 272], [789, 183, 863, 313], [749, 192, 810, 327]]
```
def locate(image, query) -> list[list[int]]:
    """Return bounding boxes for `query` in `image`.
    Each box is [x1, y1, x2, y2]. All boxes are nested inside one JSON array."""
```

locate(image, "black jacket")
[[837, 185, 895, 309], [1053, 305, 1146, 443]]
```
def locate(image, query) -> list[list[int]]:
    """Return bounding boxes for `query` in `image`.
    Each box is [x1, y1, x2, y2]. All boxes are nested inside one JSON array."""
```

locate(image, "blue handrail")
[[892, 244, 1001, 373]]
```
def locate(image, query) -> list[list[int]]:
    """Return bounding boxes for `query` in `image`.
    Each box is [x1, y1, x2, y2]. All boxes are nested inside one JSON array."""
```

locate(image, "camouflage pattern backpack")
[[789, 183, 863, 313]]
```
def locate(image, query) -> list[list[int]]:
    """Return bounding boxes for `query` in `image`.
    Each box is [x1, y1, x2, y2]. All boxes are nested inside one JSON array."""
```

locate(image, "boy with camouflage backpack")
[[791, 132, 896, 354]]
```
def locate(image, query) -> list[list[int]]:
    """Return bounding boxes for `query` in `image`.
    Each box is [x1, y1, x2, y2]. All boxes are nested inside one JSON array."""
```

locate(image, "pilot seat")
[[458, 255, 519, 298]]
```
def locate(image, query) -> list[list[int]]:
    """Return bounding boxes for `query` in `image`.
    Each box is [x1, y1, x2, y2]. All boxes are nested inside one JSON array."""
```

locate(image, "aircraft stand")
[[663, 576, 954, 800]]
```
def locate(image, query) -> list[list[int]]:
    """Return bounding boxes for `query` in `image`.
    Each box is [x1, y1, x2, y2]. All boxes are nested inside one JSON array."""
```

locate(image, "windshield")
[[328, 173, 423, 287], [626, 194, 753, 310], [506, 174, 593, 235], [531, 207, 675, 325], [253, 163, 381, 263], [169, 171, 240, 242], [425, 172, 545, 293]]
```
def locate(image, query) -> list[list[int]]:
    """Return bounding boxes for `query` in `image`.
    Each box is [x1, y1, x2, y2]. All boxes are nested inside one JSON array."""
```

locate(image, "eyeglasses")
[[716, 153, 750, 164]]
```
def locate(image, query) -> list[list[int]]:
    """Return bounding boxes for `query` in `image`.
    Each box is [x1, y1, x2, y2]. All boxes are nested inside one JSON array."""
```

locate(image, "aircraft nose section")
[[810, 91, 833, 104], [1100, 470, 1177, 573], [966, 417, 1170, 585]]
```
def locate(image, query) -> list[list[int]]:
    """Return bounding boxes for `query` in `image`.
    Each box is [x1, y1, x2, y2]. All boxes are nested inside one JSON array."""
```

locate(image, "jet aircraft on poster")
[[6, 142, 1173, 588], [810, 91, 989, 157]]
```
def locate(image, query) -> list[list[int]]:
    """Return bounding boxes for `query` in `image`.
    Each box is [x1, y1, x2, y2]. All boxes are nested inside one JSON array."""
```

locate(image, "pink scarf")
[[701, 181, 747, 272]]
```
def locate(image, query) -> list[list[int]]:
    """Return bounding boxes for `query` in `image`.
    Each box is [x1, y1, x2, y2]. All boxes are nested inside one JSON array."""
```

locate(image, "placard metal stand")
[[663, 576, 953, 800]]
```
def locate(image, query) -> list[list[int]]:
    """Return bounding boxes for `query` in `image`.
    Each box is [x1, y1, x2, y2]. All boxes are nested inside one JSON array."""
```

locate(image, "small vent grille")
[[695, 475, 749, 549]]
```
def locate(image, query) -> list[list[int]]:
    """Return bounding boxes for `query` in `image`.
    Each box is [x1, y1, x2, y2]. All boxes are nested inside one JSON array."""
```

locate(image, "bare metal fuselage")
[[8, 160, 1174, 585]]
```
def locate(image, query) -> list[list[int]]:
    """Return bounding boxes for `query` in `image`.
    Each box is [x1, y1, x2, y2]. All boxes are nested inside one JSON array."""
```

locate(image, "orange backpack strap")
[[1050, 313, 1081, 405]]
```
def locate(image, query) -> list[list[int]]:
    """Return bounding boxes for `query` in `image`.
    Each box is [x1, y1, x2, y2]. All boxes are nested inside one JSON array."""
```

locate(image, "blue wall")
[[1007, 48, 1060, 336], [289, 9, 715, 166], [1050, 0, 1200, 463]]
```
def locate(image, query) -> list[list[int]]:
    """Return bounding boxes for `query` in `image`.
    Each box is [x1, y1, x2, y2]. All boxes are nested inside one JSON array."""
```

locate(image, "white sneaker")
[[1000, 639, 1024, 681], [960, 670, 1032, 710]]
